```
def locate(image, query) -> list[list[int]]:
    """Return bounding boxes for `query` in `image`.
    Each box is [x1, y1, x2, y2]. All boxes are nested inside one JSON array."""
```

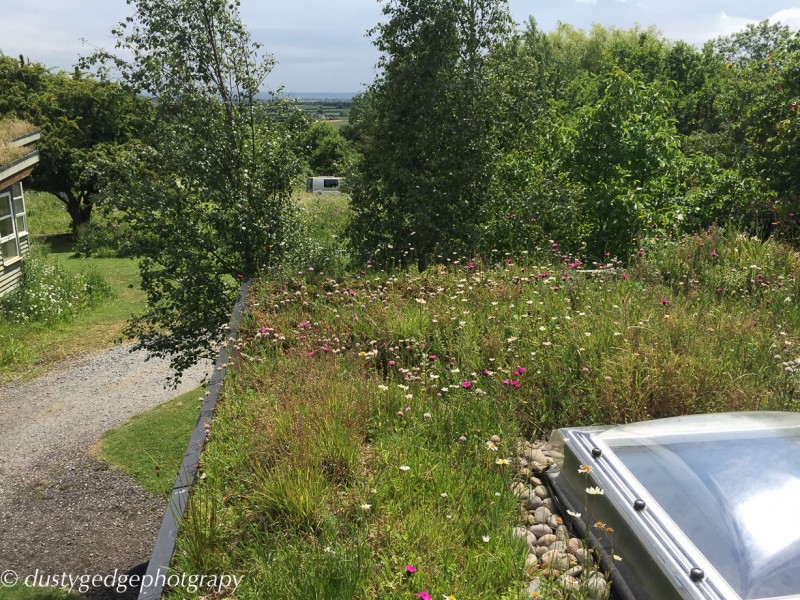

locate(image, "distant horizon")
[[273, 92, 357, 101], [1, 1, 799, 92]]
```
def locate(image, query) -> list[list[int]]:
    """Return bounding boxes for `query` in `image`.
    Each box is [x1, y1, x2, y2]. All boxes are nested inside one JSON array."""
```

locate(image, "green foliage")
[[348, 0, 513, 268], [86, 0, 302, 381], [0, 53, 152, 228], [0, 242, 114, 324], [479, 142, 585, 257], [713, 28, 800, 214], [299, 120, 357, 176], [477, 65, 771, 260]]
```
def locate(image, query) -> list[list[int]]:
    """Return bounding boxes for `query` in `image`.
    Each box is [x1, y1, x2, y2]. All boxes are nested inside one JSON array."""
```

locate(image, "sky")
[[0, 1, 799, 94]]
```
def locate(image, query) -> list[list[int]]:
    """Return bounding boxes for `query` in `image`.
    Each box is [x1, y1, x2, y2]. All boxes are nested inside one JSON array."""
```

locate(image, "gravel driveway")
[[0, 345, 210, 597]]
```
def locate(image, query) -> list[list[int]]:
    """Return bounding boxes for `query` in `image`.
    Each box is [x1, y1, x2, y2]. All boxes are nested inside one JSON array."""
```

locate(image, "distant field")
[[296, 100, 351, 122], [327, 119, 347, 131]]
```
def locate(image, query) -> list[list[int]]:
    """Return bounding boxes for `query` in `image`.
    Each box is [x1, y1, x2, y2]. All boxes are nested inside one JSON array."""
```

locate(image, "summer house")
[[0, 121, 39, 297]]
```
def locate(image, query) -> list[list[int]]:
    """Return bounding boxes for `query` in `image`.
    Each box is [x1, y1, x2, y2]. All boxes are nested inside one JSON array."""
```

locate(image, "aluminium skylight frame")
[[546, 412, 800, 600]]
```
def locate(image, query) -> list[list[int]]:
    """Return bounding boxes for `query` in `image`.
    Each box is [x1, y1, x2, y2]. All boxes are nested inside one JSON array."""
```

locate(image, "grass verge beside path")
[[0, 585, 79, 600], [0, 238, 145, 385], [93, 385, 206, 497]]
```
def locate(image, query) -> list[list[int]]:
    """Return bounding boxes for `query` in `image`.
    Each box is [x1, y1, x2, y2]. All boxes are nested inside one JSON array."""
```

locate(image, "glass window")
[[324, 178, 339, 188], [0, 191, 20, 261], [1, 238, 18, 260]]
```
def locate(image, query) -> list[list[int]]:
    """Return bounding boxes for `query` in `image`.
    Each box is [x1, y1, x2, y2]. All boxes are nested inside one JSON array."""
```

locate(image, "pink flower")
[[299, 321, 309, 327], [389, 361, 396, 366], [417, 592, 432, 600], [405, 564, 417, 574], [502, 379, 521, 388], [659, 298, 670, 306], [466, 264, 475, 270], [710, 251, 718, 258], [513, 367, 526, 376], [428, 354, 437, 360], [461, 381, 472, 389]]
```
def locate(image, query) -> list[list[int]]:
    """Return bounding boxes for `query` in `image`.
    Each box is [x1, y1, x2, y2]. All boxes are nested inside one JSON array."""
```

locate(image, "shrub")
[[0, 243, 114, 324]]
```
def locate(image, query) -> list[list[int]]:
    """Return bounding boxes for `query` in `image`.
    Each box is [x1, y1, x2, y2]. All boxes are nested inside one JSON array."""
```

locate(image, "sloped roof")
[[0, 120, 40, 189]]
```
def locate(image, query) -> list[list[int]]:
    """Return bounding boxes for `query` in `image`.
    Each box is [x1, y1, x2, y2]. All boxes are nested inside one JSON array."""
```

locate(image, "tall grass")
[[168, 229, 800, 598]]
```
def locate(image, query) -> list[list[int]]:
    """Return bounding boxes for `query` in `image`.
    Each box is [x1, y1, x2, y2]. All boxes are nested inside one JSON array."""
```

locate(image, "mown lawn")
[[166, 228, 800, 599], [0, 585, 79, 600], [0, 192, 145, 384], [93, 385, 206, 497]]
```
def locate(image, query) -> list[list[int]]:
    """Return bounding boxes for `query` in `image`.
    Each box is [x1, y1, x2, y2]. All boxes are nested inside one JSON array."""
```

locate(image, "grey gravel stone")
[[533, 485, 548, 499], [525, 494, 543, 510], [533, 506, 552, 524], [529, 523, 553, 538], [513, 438, 611, 598], [0, 344, 210, 585]]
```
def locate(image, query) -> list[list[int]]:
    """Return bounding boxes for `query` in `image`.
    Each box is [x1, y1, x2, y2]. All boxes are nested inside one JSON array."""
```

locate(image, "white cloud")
[[770, 7, 800, 30]]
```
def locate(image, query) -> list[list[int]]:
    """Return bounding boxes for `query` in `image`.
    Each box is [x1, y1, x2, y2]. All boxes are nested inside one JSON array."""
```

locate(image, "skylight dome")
[[545, 412, 800, 600]]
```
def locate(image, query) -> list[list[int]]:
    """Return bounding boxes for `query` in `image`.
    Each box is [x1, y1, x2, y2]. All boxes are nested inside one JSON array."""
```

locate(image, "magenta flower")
[[461, 381, 472, 389], [417, 592, 432, 600], [428, 354, 437, 360], [389, 360, 396, 366], [405, 564, 417, 574], [299, 321, 309, 327], [513, 367, 526, 376], [466, 264, 475, 270], [502, 379, 521, 388], [659, 298, 670, 306]]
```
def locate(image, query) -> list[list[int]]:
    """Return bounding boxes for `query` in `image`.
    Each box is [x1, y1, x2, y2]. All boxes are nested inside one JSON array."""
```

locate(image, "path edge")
[[137, 280, 251, 600]]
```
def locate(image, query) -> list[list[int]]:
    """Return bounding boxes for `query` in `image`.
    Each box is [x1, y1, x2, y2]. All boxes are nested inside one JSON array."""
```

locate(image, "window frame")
[[0, 189, 21, 265], [11, 182, 27, 237]]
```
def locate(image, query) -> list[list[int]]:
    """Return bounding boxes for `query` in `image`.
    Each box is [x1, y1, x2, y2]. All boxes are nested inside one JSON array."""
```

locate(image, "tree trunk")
[[60, 191, 93, 231]]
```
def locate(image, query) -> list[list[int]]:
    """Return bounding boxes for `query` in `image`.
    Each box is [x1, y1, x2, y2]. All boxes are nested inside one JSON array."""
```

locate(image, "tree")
[[0, 54, 149, 229], [299, 120, 357, 176], [87, 0, 300, 381], [347, 0, 512, 268], [712, 27, 800, 214]]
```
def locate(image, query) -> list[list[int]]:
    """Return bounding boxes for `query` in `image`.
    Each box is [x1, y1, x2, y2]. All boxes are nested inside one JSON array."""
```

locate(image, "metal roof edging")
[[137, 280, 251, 600]]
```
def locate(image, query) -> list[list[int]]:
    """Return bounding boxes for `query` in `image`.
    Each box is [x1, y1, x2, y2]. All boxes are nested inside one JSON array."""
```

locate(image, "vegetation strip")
[[138, 281, 250, 600]]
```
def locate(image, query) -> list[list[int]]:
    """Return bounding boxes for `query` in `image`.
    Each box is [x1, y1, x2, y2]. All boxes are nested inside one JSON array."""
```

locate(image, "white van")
[[306, 176, 342, 194]]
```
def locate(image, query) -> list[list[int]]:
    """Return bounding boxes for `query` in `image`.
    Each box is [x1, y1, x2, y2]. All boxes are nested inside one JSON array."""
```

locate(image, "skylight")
[[546, 412, 800, 600]]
